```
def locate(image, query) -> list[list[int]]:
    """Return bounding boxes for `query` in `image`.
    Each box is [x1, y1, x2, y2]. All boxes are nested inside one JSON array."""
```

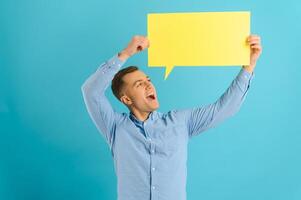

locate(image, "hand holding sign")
[[243, 35, 262, 73], [119, 36, 150, 61]]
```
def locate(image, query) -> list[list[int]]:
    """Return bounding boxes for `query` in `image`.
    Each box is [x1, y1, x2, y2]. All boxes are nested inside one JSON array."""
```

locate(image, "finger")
[[247, 37, 261, 44], [251, 45, 262, 52], [135, 36, 145, 44], [251, 44, 261, 49], [137, 39, 146, 50], [248, 39, 261, 45], [139, 38, 148, 47], [143, 38, 150, 48], [145, 40, 150, 48], [139, 40, 149, 50], [248, 34, 260, 40], [139, 36, 147, 43]]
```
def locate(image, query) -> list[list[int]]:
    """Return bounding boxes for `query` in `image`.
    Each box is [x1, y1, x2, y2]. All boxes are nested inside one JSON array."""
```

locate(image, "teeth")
[[147, 92, 154, 97]]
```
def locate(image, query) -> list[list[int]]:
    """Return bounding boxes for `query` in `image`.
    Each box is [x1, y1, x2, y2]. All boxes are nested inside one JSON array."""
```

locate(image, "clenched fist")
[[118, 35, 150, 61]]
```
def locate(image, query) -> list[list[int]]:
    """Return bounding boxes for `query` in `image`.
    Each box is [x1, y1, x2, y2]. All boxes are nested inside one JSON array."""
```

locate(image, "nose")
[[144, 81, 152, 90]]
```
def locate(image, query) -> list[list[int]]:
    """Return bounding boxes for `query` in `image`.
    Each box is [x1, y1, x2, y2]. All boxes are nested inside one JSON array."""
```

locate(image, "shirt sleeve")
[[181, 68, 255, 138], [81, 54, 126, 147]]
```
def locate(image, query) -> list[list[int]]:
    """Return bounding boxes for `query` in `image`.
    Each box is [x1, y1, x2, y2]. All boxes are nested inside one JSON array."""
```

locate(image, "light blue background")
[[1, 0, 300, 200]]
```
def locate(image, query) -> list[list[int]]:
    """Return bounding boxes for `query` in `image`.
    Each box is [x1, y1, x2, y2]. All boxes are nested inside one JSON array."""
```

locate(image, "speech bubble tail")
[[164, 66, 174, 80]]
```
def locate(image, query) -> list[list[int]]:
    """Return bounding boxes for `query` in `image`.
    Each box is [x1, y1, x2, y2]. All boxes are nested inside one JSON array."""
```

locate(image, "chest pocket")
[[154, 124, 186, 157]]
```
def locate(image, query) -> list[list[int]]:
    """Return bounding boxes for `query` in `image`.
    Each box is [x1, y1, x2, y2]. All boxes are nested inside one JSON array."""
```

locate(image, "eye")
[[148, 78, 151, 82], [137, 82, 142, 87]]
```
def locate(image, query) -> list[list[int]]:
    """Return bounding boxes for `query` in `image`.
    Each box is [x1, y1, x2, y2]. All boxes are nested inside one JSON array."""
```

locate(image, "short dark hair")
[[111, 66, 139, 101]]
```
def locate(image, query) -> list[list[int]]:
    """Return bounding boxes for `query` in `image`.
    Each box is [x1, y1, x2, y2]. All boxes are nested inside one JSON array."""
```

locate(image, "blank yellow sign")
[[147, 11, 251, 79]]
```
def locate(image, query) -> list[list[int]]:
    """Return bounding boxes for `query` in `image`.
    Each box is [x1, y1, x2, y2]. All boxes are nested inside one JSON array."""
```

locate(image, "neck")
[[130, 108, 151, 122]]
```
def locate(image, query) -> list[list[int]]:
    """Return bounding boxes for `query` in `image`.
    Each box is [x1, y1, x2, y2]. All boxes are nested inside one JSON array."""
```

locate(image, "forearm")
[[183, 67, 255, 137], [81, 54, 125, 97], [215, 67, 254, 118]]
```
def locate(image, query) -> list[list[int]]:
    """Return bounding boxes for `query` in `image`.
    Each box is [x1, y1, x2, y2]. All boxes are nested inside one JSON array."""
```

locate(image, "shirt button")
[[152, 186, 155, 190], [152, 167, 155, 171], [151, 150, 155, 154], [148, 138, 152, 141]]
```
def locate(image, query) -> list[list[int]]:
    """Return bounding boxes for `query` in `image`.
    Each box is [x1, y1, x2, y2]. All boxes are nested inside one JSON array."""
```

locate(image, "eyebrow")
[[132, 76, 150, 87]]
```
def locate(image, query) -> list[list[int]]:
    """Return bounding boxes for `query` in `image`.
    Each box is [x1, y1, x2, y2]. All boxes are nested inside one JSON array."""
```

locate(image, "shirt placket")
[[143, 120, 157, 200]]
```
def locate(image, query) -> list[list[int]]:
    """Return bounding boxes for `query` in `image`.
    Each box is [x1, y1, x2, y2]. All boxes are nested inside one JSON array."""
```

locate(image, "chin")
[[151, 103, 159, 111], [145, 100, 159, 112]]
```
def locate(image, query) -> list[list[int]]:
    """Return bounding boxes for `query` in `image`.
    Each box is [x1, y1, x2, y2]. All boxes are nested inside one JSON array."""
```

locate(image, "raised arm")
[[81, 55, 125, 147], [182, 35, 262, 137], [81, 35, 149, 147]]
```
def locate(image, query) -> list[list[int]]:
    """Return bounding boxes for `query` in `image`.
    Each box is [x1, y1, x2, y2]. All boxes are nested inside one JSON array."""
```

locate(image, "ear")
[[120, 95, 132, 106]]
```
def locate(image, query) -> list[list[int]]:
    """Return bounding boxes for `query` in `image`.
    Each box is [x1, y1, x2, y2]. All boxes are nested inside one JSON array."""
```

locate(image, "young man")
[[81, 35, 262, 200]]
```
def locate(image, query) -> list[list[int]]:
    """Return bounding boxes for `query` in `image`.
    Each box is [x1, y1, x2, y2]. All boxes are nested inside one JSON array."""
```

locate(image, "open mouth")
[[146, 93, 156, 101]]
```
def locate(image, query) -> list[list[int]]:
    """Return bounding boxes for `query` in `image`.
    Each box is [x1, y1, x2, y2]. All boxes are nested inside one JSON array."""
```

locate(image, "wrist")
[[242, 64, 255, 74], [118, 50, 130, 61]]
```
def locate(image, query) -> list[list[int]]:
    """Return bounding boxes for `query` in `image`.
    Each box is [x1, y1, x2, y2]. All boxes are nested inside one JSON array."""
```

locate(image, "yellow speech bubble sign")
[[147, 11, 251, 79]]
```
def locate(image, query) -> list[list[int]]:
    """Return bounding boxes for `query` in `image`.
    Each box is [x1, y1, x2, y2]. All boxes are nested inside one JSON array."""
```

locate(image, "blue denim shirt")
[[81, 54, 254, 200]]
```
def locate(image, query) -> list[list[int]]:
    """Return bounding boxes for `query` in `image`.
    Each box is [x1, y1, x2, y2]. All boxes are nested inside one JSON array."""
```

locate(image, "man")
[[81, 35, 262, 200]]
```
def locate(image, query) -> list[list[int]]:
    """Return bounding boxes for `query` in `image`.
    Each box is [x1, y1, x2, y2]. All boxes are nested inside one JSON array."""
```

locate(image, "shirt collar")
[[129, 110, 158, 124]]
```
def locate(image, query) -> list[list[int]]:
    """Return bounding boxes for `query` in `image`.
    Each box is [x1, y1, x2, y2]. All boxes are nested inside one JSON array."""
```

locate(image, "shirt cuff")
[[237, 67, 255, 82], [106, 54, 126, 68]]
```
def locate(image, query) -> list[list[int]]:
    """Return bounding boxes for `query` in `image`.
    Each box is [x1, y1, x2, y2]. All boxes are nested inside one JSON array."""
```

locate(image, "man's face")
[[120, 70, 159, 112]]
